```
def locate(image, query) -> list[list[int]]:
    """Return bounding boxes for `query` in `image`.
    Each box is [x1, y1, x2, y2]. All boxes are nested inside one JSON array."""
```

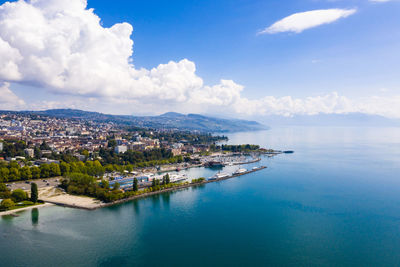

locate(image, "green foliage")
[[0, 183, 7, 192], [133, 178, 138, 191], [0, 168, 9, 182], [101, 180, 110, 189], [0, 182, 11, 199], [11, 189, 28, 202], [215, 144, 260, 152], [31, 167, 40, 179], [191, 178, 206, 184], [0, 140, 27, 158], [0, 199, 15, 211], [112, 182, 120, 191], [60, 162, 70, 176], [31, 182, 38, 203], [20, 166, 32, 180]]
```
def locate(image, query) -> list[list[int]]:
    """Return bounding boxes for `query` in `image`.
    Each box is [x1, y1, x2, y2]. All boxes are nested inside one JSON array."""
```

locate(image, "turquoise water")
[[1, 127, 400, 266]]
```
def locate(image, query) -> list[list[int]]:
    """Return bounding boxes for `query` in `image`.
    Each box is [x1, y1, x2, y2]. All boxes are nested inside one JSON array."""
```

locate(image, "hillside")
[[14, 109, 268, 133]]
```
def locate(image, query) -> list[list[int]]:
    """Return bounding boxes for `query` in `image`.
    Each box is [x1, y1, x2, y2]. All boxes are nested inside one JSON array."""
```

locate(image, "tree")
[[20, 166, 32, 180], [31, 183, 38, 203], [49, 163, 61, 177], [0, 168, 9, 182], [40, 164, 50, 178], [101, 180, 110, 189], [8, 167, 20, 181], [11, 189, 28, 202], [81, 150, 90, 158], [40, 141, 50, 150], [34, 146, 41, 159], [133, 178, 138, 191], [165, 174, 170, 184], [112, 182, 120, 191], [0, 183, 7, 192], [31, 166, 41, 179], [60, 162, 70, 176], [0, 199, 14, 211]]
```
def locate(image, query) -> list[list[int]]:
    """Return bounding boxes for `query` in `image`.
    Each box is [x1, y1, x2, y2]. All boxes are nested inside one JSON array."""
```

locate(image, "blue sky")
[[0, 0, 399, 118], [88, 0, 400, 98]]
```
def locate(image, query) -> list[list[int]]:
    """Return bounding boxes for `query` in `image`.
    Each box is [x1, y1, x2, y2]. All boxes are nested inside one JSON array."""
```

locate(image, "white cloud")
[[0, 0, 230, 104], [231, 93, 400, 119], [369, 0, 392, 2], [0, 82, 25, 109], [0, 1, 399, 119], [258, 9, 357, 34]]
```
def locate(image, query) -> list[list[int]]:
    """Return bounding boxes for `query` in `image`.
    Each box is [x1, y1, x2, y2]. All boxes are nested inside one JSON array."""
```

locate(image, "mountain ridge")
[[1, 109, 268, 133]]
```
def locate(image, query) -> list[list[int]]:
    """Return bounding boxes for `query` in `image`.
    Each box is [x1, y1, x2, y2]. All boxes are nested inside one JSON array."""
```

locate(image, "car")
[[46, 183, 50, 186], [25, 181, 30, 184]]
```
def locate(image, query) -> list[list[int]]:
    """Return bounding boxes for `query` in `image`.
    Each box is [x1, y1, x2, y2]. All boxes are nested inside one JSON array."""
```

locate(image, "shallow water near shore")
[[1, 126, 400, 266]]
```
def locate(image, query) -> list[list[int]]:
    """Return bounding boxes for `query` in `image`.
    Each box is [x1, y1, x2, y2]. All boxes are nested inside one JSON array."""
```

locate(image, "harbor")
[[32, 165, 267, 211]]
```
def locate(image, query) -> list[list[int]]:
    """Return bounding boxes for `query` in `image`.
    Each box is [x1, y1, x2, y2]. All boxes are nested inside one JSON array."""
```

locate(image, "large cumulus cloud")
[[0, 82, 25, 109]]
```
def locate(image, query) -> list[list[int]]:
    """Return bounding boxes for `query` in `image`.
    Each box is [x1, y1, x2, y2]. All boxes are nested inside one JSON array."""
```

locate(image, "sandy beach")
[[39, 187, 103, 210]]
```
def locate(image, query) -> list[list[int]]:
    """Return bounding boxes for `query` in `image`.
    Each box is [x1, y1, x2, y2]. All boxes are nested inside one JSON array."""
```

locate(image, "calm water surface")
[[1, 127, 400, 266]]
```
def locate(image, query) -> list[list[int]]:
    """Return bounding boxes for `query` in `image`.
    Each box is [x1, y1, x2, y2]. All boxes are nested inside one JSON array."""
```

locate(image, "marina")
[[36, 165, 267, 210]]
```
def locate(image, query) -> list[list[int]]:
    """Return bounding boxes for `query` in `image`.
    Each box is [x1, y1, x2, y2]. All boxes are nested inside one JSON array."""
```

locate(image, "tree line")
[[0, 182, 39, 211], [211, 144, 260, 152]]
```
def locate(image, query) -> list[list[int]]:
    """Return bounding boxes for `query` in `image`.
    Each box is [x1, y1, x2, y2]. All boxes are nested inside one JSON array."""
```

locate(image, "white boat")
[[211, 172, 230, 179], [233, 168, 247, 175]]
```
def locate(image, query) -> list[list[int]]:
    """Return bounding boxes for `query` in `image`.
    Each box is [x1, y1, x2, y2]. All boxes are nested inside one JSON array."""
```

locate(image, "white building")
[[115, 145, 128, 154], [0, 142, 3, 152], [24, 148, 34, 158]]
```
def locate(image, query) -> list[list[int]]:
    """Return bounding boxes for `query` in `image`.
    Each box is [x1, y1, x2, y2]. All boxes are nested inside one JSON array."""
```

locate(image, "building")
[[115, 145, 128, 154], [24, 148, 34, 158], [171, 148, 182, 156], [0, 141, 3, 152], [129, 142, 145, 151]]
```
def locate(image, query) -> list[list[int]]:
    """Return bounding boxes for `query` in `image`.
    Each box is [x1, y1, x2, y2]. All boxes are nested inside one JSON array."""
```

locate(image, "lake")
[[1, 127, 400, 266]]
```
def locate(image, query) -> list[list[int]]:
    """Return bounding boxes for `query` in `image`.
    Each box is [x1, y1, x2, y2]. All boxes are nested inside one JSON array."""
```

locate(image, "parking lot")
[[6, 177, 62, 191]]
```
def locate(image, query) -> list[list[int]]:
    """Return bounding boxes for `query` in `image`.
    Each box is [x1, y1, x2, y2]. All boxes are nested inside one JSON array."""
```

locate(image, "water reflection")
[[31, 208, 39, 226], [161, 192, 170, 208], [133, 200, 140, 215], [150, 194, 161, 208]]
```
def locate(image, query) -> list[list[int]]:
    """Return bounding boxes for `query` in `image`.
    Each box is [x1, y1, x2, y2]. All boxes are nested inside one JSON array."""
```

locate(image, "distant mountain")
[[14, 109, 268, 133], [260, 113, 400, 127]]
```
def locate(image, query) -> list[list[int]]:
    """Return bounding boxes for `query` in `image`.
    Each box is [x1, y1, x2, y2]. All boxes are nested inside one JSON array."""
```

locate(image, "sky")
[[0, 0, 399, 119]]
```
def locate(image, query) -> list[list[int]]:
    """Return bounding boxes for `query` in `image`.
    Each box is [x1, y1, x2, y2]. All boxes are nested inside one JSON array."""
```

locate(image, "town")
[[0, 111, 273, 213]]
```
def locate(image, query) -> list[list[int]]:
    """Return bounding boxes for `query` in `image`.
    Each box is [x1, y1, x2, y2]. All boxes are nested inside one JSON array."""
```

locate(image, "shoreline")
[[0, 202, 54, 216], [42, 166, 267, 211]]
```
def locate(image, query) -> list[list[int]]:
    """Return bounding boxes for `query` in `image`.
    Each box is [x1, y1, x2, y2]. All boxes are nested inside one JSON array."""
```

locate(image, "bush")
[[0, 199, 15, 211], [11, 189, 28, 202]]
